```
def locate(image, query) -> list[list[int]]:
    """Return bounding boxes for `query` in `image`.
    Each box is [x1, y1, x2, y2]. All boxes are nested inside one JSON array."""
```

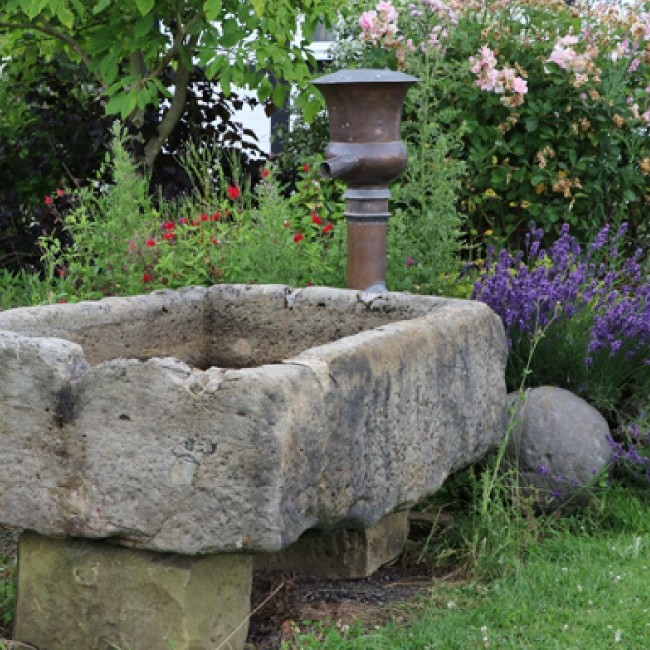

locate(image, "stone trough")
[[0, 284, 507, 649]]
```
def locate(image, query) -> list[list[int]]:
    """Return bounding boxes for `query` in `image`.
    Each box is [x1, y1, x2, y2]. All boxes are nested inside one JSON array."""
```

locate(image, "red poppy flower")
[[262, 168, 270, 178], [227, 185, 240, 200], [56, 188, 65, 197], [162, 232, 175, 241], [145, 239, 156, 247], [44, 196, 52, 205], [211, 212, 221, 221], [293, 232, 304, 243], [303, 163, 310, 172], [311, 213, 323, 225], [323, 222, 334, 234], [162, 221, 175, 230], [142, 272, 153, 283], [178, 217, 189, 226], [200, 213, 209, 221]]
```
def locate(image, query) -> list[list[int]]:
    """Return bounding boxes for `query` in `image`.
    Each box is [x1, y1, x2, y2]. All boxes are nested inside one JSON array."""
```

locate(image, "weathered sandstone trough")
[[0, 284, 507, 649]]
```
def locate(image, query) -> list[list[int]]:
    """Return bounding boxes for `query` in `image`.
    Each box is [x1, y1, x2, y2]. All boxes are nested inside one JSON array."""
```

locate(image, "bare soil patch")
[[247, 563, 440, 649]]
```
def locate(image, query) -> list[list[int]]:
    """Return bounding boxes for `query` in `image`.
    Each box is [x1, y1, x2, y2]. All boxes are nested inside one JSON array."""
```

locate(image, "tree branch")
[[143, 33, 200, 169], [0, 18, 97, 81], [151, 13, 201, 79]]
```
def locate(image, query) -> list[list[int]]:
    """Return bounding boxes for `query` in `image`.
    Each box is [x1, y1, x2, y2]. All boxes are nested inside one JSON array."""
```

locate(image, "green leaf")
[[220, 65, 232, 96], [256, 76, 273, 103], [70, 0, 87, 15], [524, 117, 538, 133], [105, 93, 127, 116], [133, 14, 154, 39], [203, 0, 222, 21], [134, 0, 154, 17], [23, 0, 49, 20], [302, 98, 320, 123], [251, 0, 265, 15], [205, 53, 227, 79], [221, 18, 243, 48], [98, 51, 120, 85], [568, 148, 577, 166], [56, 3, 75, 29], [121, 92, 137, 118], [92, 0, 109, 14], [271, 82, 288, 108]]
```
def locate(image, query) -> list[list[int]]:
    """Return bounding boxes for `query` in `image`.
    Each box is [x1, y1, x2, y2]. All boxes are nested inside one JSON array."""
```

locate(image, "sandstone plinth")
[[15, 532, 252, 650]]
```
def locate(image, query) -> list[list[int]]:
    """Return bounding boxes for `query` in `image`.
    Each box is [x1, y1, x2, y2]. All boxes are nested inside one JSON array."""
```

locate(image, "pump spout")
[[320, 155, 360, 180]]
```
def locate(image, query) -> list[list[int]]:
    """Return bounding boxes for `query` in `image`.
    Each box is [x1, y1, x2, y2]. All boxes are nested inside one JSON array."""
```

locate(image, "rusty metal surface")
[[347, 221, 388, 292], [313, 68, 417, 291]]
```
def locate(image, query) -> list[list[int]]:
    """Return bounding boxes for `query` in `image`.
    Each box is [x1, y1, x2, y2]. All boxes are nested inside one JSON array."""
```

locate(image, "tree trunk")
[[142, 34, 199, 170]]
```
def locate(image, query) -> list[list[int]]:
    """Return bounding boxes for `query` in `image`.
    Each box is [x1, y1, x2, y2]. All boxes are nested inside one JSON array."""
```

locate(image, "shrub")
[[38, 125, 347, 300], [350, 0, 650, 247]]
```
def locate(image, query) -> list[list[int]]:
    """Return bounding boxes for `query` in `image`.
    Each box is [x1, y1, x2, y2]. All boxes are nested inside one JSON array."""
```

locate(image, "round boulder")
[[508, 386, 611, 501]]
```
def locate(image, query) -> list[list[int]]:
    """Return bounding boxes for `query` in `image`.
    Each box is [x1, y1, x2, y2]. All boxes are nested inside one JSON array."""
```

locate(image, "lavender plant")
[[472, 222, 650, 427]]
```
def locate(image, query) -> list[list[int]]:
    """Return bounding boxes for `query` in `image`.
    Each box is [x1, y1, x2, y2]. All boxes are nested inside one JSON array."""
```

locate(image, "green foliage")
[[35, 125, 347, 300], [387, 48, 466, 293], [20, 123, 467, 303], [0, 269, 50, 309], [349, 0, 650, 246], [0, 0, 343, 167], [0, 556, 15, 636], [40, 122, 158, 300], [0, 52, 112, 272]]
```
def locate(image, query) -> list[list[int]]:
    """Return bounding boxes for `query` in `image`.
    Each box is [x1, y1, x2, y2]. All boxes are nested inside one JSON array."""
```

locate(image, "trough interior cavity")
[[0, 287, 433, 369], [126, 304, 400, 370]]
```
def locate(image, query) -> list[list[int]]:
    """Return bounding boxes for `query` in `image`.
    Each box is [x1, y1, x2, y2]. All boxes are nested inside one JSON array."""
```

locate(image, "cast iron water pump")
[[312, 68, 418, 291]]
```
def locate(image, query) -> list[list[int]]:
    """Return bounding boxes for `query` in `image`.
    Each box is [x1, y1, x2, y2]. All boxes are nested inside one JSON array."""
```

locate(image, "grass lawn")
[[288, 488, 650, 649]]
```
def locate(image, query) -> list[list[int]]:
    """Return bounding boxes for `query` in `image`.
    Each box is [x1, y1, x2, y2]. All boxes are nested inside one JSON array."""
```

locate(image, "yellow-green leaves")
[[92, 0, 110, 14], [134, 0, 154, 17], [251, 0, 265, 17], [54, 1, 75, 28], [203, 0, 222, 22]]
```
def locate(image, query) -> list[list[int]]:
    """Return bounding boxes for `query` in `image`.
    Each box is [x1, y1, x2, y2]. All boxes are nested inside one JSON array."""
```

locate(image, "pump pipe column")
[[313, 69, 418, 292]]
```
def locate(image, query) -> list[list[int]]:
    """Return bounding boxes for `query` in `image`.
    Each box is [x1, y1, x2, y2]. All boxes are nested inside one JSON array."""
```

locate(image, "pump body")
[[312, 68, 418, 291]]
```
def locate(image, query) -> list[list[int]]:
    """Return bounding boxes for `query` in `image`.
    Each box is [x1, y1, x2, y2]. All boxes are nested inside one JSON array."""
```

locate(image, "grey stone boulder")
[[508, 386, 611, 500], [0, 284, 508, 554]]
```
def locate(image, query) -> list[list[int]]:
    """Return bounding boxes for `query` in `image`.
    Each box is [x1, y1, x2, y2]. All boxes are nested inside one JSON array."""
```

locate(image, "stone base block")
[[254, 512, 409, 579], [14, 532, 252, 650]]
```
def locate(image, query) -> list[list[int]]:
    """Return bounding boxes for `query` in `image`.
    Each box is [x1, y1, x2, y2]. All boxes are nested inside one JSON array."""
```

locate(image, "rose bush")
[[352, 0, 650, 247]]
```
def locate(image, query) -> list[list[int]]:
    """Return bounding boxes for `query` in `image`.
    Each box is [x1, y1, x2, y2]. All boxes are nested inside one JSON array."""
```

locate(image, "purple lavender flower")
[[473, 222, 650, 364]]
